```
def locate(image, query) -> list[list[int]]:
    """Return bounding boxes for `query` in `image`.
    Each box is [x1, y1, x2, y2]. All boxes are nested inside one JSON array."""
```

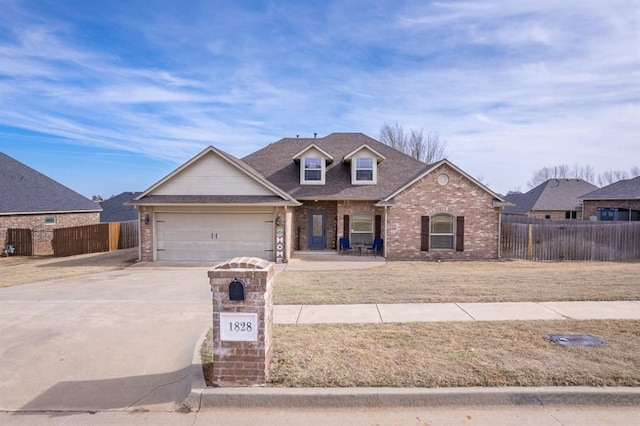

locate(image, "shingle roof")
[[242, 133, 429, 200], [579, 176, 640, 200], [0, 152, 101, 214], [503, 179, 599, 214], [99, 192, 141, 222]]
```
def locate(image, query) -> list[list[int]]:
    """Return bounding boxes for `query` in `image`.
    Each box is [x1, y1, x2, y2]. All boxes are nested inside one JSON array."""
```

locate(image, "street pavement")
[[2, 405, 640, 425]]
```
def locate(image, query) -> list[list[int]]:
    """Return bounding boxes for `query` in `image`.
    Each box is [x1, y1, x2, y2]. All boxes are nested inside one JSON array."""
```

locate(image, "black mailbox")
[[228, 278, 246, 301]]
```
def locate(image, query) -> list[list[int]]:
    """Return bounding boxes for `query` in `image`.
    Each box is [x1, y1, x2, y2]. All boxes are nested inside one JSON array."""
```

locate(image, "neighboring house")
[[99, 192, 141, 222], [0, 152, 101, 255], [127, 133, 509, 262], [502, 179, 598, 220], [579, 176, 640, 221]]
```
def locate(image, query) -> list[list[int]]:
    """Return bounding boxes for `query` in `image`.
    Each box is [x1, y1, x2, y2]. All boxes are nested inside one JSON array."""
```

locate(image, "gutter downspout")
[[384, 205, 388, 258]]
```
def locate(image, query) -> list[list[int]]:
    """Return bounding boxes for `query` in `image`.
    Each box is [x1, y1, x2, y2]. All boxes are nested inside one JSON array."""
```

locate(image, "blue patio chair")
[[366, 238, 383, 257], [339, 237, 353, 255]]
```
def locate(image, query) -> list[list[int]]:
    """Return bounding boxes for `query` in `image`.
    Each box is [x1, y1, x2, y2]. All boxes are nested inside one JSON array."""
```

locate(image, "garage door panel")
[[155, 212, 274, 261]]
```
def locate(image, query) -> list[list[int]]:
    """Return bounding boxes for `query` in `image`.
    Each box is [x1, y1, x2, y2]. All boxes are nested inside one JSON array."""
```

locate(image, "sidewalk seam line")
[[454, 303, 477, 321], [375, 304, 384, 323], [295, 305, 303, 325]]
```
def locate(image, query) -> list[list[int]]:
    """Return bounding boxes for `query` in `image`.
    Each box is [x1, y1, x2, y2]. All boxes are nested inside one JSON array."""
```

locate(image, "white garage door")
[[155, 212, 274, 261]]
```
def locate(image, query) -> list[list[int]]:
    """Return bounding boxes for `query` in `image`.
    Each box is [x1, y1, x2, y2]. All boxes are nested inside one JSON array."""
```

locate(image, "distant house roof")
[[503, 179, 599, 214], [99, 192, 141, 222], [579, 176, 640, 200], [0, 152, 101, 215]]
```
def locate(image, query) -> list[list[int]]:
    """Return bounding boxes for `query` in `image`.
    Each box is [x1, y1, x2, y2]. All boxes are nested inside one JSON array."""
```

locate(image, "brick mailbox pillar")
[[207, 257, 275, 386]]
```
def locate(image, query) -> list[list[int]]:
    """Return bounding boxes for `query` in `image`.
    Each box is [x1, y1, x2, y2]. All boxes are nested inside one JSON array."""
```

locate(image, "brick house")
[[0, 152, 101, 255], [503, 178, 599, 220], [128, 133, 509, 262], [579, 176, 640, 221]]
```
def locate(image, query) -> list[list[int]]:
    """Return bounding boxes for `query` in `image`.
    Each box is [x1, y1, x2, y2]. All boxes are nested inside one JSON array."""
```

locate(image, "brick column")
[[207, 257, 275, 386]]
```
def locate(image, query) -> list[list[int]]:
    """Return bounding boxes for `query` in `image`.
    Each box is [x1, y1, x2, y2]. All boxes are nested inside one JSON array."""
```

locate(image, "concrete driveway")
[[0, 265, 212, 412]]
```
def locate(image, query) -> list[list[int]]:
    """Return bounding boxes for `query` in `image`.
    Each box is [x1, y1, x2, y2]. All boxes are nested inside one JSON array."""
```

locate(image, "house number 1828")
[[219, 312, 258, 342], [229, 321, 252, 332]]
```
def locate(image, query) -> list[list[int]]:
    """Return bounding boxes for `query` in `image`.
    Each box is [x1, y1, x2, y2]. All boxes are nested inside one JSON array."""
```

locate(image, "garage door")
[[155, 212, 274, 261]]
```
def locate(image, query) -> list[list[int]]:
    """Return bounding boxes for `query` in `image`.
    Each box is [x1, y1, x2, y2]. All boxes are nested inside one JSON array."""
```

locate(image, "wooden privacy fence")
[[53, 221, 139, 257], [501, 220, 640, 261], [5, 228, 33, 256]]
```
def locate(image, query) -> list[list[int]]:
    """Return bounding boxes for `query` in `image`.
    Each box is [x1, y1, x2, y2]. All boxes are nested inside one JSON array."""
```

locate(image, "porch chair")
[[366, 238, 383, 257], [339, 237, 353, 255]]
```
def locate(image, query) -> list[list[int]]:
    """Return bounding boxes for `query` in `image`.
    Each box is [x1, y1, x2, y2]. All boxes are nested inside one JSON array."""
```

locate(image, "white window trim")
[[430, 214, 455, 250], [351, 155, 376, 185], [300, 155, 325, 185], [350, 212, 374, 245]]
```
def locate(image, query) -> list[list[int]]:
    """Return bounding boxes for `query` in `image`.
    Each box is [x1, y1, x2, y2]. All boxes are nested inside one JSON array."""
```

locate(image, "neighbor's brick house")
[[128, 133, 509, 262], [579, 176, 640, 221], [0, 152, 100, 255]]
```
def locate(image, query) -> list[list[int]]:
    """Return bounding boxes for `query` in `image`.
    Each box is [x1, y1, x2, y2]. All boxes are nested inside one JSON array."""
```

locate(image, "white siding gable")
[[152, 152, 275, 196]]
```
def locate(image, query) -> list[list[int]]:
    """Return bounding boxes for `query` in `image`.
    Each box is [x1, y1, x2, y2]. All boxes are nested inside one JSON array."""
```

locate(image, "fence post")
[[527, 224, 533, 260]]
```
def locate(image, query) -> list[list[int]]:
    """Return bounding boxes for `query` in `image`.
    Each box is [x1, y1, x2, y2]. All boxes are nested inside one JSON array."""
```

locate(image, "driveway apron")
[[0, 267, 212, 412]]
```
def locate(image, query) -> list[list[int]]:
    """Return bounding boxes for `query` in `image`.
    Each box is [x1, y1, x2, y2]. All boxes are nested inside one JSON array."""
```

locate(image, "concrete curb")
[[193, 386, 640, 408]]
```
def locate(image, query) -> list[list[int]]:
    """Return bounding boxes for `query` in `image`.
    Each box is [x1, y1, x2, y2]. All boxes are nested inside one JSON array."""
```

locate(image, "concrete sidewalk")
[[274, 300, 640, 324]]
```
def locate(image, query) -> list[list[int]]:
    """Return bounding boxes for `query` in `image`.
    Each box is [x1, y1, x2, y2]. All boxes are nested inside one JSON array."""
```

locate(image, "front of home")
[[128, 133, 508, 262]]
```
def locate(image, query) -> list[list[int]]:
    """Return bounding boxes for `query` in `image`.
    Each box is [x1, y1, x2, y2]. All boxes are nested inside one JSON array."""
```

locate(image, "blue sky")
[[1, 0, 638, 198]]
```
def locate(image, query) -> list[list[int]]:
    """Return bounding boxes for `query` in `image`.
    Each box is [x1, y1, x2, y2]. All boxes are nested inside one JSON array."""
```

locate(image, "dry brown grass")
[[275, 260, 640, 304], [266, 320, 640, 388], [0, 248, 138, 287]]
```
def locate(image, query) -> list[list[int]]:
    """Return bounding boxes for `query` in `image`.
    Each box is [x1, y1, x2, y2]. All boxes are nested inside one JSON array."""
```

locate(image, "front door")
[[308, 211, 326, 249]]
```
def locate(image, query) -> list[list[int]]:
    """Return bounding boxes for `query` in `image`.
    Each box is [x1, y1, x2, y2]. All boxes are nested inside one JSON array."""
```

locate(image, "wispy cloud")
[[0, 0, 638, 193]]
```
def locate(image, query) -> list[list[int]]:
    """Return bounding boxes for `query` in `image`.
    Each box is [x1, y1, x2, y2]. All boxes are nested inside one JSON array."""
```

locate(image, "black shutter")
[[374, 215, 382, 239], [456, 216, 465, 252], [421, 216, 430, 251], [343, 215, 350, 238]]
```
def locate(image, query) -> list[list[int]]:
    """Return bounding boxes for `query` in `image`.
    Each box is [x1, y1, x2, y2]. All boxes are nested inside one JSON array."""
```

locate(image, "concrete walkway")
[[274, 301, 640, 324]]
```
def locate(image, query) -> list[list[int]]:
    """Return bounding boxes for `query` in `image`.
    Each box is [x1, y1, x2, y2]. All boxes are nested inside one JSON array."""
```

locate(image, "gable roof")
[[579, 176, 640, 200], [343, 144, 386, 163], [0, 152, 101, 215], [503, 178, 599, 214], [100, 192, 141, 222], [242, 133, 427, 200], [129, 145, 300, 206], [292, 143, 334, 163], [378, 159, 507, 206]]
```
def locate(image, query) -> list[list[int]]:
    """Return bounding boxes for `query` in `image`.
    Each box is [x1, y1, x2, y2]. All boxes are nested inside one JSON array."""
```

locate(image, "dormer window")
[[293, 144, 333, 186], [343, 144, 384, 186], [303, 157, 323, 183], [355, 157, 374, 182]]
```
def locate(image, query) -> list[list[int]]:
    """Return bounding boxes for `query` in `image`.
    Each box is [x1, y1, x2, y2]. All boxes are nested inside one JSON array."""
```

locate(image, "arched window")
[[430, 214, 454, 249], [350, 212, 373, 245]]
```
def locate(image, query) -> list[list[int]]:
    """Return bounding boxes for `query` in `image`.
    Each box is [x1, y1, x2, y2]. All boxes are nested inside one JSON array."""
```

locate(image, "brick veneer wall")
[[582, 200, 640, 221], [386, 164, 500, 260], [1, 212, 100, 255], [138, 206, 153, 261], [208, 257, 275, 386], [529, 210, 582, 220]]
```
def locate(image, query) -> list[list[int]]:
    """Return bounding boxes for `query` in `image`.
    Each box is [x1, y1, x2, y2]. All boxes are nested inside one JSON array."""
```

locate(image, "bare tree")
[[379, 122, 448, 163], [378, 122, 408, 153], [527, 165, 571, 188], [598, 170, 630, 186]]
